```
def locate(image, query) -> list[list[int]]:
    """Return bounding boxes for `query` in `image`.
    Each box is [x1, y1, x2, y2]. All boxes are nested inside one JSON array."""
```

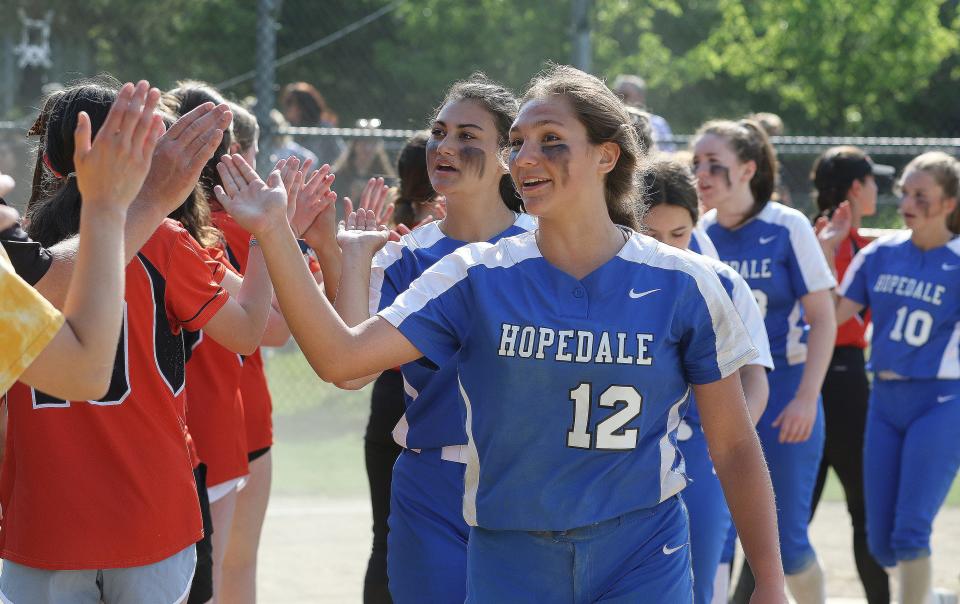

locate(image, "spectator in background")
[[613, 74, 675, 151], [332, 124, 396, 218], [264, 109, 319, 171], [280, 82, 344, 164], [749, 112, 794, 206], [626, 106, 656, 155]]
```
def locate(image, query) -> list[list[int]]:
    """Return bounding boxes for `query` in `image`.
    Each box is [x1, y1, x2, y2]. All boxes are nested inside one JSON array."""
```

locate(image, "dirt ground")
[[258, 496, 960, 603]]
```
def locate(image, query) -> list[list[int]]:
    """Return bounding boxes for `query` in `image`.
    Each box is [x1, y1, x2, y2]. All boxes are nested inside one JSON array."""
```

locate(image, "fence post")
[[255, 0, 277, 141], [571, 0, 592, 73]]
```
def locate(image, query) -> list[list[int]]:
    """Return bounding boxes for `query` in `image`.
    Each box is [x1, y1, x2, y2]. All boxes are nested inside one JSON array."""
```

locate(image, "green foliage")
[[5, 0, 960, 136]]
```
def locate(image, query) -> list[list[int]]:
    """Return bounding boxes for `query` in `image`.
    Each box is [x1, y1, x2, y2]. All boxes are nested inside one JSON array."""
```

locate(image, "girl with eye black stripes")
[[217, 65, 786, 604], [833, 152, 960, 604], [694, 119, 837, 604]]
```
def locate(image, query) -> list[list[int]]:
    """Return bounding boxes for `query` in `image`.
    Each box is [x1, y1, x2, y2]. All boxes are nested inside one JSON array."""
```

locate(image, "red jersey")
[[211, 211, 275, 452], [184, 244, 249, 486], [835, 228, 873, 348], [1, 220, 228, 569]]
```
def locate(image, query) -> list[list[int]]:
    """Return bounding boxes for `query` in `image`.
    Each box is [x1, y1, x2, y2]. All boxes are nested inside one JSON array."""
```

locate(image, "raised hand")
[[74, 81, 164, 213], [337, 208, 390, 258], [213, 154, 288, 237], [815, 200, 851, 255], [343, 177, 393, 228], [290, 163, 337, 239], [139, 100, 232, 215]]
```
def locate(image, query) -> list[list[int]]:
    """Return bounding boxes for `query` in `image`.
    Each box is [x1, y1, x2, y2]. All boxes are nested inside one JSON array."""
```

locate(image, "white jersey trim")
[[706, 256, 775, 370], [659, 388, 690, 503], [459, 376, 481, 527], [938, 321, 960, 379], [758, 202, 837, 294], [691, 227, 719, 259], [621, 236, 759, 378], [838, 231, 910, 298]]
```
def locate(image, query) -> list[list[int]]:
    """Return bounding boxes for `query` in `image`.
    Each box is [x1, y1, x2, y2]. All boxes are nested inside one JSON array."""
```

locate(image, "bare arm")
[[32, 102, 233, 308], [213, 154, 422, 381], [696, 374, 787, 603], [21, 81, 166, 399], [835, 296, 865, 327], [738, 363, 769, 424], [771, 289, 836, 444], [217, 268, 290, 347]]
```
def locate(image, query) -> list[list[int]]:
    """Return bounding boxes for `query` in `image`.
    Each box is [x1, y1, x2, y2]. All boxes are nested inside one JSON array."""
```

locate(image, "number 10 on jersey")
[[567, 383, 643, 450]]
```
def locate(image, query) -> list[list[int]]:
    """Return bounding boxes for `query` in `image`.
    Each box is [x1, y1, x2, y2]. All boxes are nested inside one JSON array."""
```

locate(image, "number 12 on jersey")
[[567, 383, 643, 450]]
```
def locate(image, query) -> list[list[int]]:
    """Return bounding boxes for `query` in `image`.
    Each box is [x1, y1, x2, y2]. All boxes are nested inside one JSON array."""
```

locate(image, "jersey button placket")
[[571, 285, 588, 317]]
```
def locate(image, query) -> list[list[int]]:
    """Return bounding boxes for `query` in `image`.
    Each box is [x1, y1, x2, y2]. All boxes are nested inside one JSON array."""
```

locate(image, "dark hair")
[[393, 131, 436, 228], [280, 82, 337, 126], [521, 65, 641, 229], [694, 118, 777, 225], [437, 72, 522, 212], [640, 156, 699, 224], [901, 151, 960, 234], [811, 145, 872, 216], [161, 81, 231, 247], [229, 101, 259, 153], [26, 78, 118, 247]]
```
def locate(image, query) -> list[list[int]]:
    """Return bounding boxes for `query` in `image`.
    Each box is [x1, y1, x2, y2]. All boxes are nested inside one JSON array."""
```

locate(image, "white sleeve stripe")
[[692, 227, 719, 259], [378, 234, 541, 328], [837, 245, 869, 297], [369, 241, 406, 316], [729, 270, 775, 370], [622, 239, 758, 377], [938, 321, 960, 379]]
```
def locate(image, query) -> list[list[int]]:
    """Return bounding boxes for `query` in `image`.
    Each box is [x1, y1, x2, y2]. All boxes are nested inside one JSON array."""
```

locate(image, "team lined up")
[[0, 65, 957, 604]]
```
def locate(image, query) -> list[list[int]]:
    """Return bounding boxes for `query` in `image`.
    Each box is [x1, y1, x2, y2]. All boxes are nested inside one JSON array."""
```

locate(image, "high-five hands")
[[213, 154, 288, 237], [74, 81, 165, 214], [337, 208, 391, 258]]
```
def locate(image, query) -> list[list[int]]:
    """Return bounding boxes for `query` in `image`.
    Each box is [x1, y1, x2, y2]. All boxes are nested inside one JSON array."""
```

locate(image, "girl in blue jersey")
[[835, 152, 960, 604], [693, 120, 837, 604], [640, 156, 773, 604], [216, 65, 787, 603], [332, 74, 534, 604]]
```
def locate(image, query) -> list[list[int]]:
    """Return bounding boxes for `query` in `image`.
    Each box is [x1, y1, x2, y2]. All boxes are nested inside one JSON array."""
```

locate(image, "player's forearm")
[[711, 432, 785, 590], [229, 246, 274, 351], [796, 313, 836, 402], [32, 196, 167, 309], [311, 239, 341, 303], [332, 249, 381, 389], [258, 223, 356, 380], [739, 364, 769, 424]]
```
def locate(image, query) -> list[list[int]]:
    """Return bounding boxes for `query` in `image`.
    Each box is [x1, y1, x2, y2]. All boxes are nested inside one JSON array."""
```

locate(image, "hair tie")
[[42, 153, 65, 180]]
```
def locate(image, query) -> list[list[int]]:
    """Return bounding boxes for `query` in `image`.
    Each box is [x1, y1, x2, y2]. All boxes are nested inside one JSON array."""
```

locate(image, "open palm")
[[214, 154, 288, 237]]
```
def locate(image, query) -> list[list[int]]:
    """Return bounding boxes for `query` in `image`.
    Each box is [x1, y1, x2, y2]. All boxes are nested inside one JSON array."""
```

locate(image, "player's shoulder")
[[456, 229, 540, 270], [945, 235, 960, 259], [757, 202, 813, 234], [861, 229, 911, 256], [512, 212, 538, 233], [623, 231, 719, 282]]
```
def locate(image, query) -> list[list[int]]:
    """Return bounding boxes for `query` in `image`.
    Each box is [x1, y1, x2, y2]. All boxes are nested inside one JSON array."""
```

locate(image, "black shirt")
[[0, 198, 53, 286]]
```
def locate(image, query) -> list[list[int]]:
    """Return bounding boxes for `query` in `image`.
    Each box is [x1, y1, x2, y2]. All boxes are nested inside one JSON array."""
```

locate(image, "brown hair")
[[437, 72, 522, 212], [393, 131, 437, 228], [521, 65, 641, 229], [229, 101, 259, 153], [26, 78, 118, 247], [280, 82, 338, 126], [640, 156, 699, 224], [901, 151, 960, 234], [694, 118, 778, 225]]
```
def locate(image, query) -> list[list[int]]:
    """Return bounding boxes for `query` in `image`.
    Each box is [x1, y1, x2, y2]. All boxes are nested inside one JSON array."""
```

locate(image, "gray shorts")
[[0, 544, 196, 604]]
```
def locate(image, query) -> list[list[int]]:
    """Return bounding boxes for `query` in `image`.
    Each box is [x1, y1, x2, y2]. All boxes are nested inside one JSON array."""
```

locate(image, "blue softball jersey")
[[378, 230, 757, 531], [369, 214, 537, 450], [700, 202, 836, 366], [839, 231, 960, 379]]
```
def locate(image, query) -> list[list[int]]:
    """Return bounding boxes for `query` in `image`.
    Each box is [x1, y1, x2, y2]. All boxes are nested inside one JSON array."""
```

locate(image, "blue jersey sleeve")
[[837, 244, 873, 307], [668, 258, 759, 384], [378, 246, 477, 367], [369, 241, 408, 314], [783, 213, 837, 297]]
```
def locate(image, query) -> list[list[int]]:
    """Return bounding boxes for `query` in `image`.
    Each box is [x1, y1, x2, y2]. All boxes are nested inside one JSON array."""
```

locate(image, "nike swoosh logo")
[[759, 236, 777, 244], [937, 395, 956, 403], [662, 543, 686, 556], [943, 263, 960, 271], [629, 288, 660, 299]]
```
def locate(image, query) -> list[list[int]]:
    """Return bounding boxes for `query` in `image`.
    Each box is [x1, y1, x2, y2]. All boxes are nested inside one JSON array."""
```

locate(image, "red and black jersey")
[[1, 220, 228, 570], [835, 228, 873, 349], [184, 243, 249, 487], [211, 210, 275, 452]]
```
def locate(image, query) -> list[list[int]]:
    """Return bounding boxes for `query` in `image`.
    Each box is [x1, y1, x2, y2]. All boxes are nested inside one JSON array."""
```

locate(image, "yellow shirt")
[[0, 246, 63, 392]]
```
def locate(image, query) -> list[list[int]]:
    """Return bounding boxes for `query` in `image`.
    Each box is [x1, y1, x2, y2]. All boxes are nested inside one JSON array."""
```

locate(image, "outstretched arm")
[[20, 81, 165, 399], [33, 101, 233, 308], [214, 154, 422, 381]]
